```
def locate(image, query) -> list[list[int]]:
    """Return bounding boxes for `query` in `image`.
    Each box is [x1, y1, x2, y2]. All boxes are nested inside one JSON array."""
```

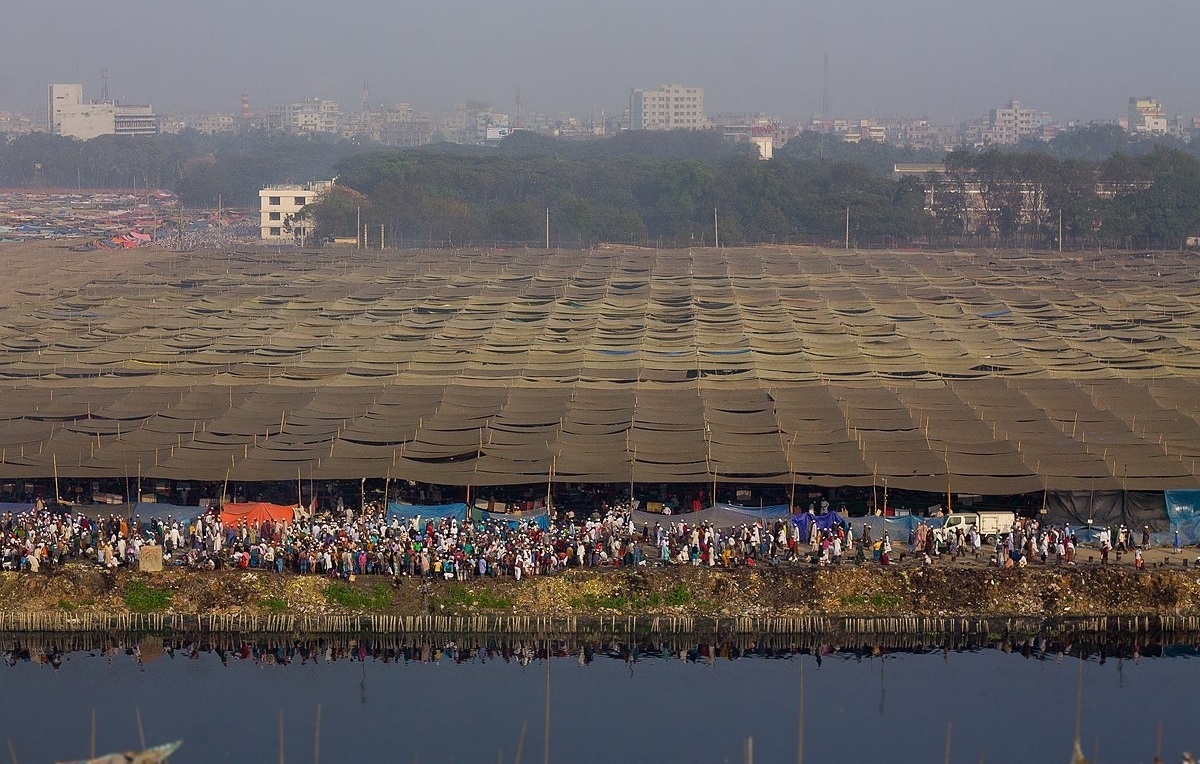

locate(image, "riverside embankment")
[[4, 563, 1200, 637]]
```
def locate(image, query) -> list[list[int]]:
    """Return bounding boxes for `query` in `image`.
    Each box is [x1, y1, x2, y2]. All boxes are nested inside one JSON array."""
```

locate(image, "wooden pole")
[[313, 704, 321, 764], [52, 453, 60, 503], [543, 640, 551, 764], [514, 720, 527, 764], [797, 660, 804, 764]]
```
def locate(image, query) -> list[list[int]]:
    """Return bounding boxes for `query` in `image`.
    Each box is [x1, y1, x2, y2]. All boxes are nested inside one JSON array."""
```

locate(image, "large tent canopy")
[[0, 243, 1196, 494]]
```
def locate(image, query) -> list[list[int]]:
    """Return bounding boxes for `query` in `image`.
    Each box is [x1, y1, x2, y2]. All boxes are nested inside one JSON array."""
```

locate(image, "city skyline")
[[2, 0, 1198, 124]]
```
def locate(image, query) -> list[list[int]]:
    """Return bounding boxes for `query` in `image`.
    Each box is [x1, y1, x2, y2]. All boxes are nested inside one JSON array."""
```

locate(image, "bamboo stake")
[[314, 704, 321, 764]]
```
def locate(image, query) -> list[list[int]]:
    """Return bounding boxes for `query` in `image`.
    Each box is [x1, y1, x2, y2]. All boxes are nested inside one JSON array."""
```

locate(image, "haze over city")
[[3, 0, 1198, 121]]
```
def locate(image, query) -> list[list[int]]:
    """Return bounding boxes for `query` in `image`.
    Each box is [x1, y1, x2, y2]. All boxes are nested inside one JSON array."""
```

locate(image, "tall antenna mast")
[[514, 89, 523, 129], [361, 79, 369, 114], [101, 69, 110, 103]]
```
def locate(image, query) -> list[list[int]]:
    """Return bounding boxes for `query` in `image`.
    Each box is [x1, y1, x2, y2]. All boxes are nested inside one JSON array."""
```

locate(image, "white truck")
[[934, 510, 1016, 545]]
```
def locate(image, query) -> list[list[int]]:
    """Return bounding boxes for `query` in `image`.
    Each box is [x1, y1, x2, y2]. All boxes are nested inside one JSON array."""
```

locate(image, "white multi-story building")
[[982, 100, 1051, 145], [1128, 97, 1168, 135], [631, 85, 706, 130], [260, 181, 333, 243], [48, 84, 159, 139]]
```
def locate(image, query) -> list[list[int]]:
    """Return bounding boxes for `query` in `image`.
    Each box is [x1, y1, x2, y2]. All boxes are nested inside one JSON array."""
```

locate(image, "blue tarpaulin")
[[0, 502, 36, 514], [715, 503, 793, 519], [386, 502, 468, 522], [471, 507, 550, 530], [792, 510, 851, 540], [1165, 491, 1200, 546], [854, 514, 944, 543]]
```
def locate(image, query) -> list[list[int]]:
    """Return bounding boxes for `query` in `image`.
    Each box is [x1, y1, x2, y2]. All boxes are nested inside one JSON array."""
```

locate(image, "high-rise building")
[[630, 85, 706, 130], [47, 83, 159, 139]]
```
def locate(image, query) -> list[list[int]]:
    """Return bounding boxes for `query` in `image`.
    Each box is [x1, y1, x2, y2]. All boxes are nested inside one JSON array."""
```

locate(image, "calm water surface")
[[0, 635, 1194, 764]]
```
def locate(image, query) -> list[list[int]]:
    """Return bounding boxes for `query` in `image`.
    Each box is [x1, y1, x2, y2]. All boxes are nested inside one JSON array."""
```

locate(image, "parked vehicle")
[[935, 510, 1016, 545]]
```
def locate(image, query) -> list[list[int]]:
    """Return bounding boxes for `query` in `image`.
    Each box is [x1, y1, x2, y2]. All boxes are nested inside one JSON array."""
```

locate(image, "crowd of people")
[[0, 499, 1190, 578]]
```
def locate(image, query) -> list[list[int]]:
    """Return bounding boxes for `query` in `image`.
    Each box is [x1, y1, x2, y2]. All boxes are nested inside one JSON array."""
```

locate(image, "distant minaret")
[[361, 79, 370, 113], [241, 91, 250, 119], [101, 69, 110, 103], [514, 88, 523, 129]]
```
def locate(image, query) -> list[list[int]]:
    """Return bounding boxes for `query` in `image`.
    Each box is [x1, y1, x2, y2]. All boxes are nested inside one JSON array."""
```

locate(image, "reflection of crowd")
[[2, 632, 1178, 672]]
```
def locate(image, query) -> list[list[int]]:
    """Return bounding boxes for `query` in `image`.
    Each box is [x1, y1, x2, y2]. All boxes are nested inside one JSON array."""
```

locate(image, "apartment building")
[[631, 85, 706, 130], [260, 181, 333, 243], [266, 98, 342, 134]]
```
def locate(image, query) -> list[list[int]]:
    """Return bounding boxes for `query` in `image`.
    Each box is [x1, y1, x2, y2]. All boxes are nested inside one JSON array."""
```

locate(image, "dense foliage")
[[2, 126, 1198, 248]]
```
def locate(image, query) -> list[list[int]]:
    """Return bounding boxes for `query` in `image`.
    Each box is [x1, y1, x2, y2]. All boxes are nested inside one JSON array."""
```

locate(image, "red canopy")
[[221, 502, 295, 527]]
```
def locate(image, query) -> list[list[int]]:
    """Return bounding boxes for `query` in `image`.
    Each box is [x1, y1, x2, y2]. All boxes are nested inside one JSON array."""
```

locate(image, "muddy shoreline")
[[3, 564, 1200, 637]]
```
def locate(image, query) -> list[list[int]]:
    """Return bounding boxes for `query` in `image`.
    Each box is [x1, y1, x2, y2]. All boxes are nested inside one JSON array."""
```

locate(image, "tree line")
[[308, 133, 1200, 250], [2, 125, 1198, 249]]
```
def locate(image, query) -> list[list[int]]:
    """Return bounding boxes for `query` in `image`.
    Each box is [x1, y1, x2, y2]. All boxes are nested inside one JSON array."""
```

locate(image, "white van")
[[935, 510, 1016, 545]]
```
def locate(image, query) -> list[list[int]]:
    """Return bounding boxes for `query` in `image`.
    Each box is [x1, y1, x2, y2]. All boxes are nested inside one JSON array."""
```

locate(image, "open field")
[[0, 242, 1197, 492]]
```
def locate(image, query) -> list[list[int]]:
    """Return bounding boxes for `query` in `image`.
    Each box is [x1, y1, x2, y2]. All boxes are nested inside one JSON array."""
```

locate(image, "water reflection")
[[4, 630, 1197, 671], [1, 631, 1196, 763]]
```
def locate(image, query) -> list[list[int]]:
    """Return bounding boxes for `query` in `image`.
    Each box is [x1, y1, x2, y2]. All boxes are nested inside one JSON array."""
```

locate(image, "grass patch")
[[442, 584, 513, 610], [325, 581, 392, 610], [665, 584, 692, 607], [123, 581, 173, 612], [57, 599, 76, 612], [260, 596, 288, 613], [570, 593, 629, 610], [570, 585, 693, 613]]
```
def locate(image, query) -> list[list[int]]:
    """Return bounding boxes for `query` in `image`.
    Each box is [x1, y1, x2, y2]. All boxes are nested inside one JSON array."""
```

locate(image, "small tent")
[[221, 502, 295, 527]]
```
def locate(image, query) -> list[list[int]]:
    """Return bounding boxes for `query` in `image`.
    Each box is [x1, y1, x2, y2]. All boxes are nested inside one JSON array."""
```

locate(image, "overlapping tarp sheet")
[[0, 245, 1194, 493], [0, 502, 36, 514], [386, 502, 468, 522]]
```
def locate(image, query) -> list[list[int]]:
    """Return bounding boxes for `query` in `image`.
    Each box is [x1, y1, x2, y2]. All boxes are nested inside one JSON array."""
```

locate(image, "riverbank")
[[4, 562, 1200, 631]]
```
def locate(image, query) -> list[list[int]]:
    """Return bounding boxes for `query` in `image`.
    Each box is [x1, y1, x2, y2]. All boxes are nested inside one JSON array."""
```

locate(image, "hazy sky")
[[3, 0, 1198, 123]]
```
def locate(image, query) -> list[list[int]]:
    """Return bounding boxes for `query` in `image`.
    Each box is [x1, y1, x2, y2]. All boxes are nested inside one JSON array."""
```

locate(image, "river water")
[[0, 633, 1194, 764]]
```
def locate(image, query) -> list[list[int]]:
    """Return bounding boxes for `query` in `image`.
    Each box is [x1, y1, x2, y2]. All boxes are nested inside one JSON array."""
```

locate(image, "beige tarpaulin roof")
[[0, 242, 1197, 493]]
